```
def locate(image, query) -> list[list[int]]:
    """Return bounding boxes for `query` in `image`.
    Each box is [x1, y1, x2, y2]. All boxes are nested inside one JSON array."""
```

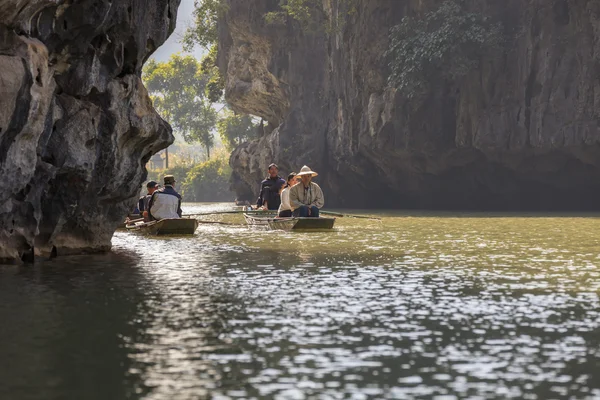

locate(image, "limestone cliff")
[[221, 0, 600, 210], [0, 0, 178, 262]]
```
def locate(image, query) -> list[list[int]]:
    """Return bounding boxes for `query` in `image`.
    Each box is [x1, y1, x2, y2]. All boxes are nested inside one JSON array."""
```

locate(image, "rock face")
[[221, 0, 600, 210], [0, 0, 178, 263]]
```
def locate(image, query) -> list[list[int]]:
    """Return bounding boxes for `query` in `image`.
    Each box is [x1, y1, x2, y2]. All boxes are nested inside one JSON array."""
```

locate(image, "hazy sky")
[[151, 0, 205, 62]]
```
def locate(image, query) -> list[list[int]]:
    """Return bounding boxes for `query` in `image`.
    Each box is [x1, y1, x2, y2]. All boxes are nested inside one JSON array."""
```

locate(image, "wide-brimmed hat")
[[296, 165, 318, 177]]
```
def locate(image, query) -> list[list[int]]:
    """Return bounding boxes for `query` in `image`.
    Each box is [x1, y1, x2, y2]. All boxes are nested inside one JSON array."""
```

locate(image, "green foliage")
[[143, 54, 218, 158], [147, 165, 193, 190], [265, 0, 357, 32], [217, 111, 257, 151], [385, 1, 504, 98], [265, 0, 316, 28], [181, 151, 234, 202], [147, 152, 234, 202], [200, 45, 225, 103], [182, 0, 228, 50]]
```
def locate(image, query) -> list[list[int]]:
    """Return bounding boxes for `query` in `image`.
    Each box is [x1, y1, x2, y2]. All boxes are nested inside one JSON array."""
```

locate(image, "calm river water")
[[1, 203, 600, 399]]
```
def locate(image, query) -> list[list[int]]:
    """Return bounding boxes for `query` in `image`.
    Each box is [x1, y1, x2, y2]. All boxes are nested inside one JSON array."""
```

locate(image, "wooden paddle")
[[183, 210, 274, 217], [320, 211, 382, 221], [196, 220, 243, 226], [125, 220, 157, 230], [183, 209, 381, 221], [124, 217, 145, 225]]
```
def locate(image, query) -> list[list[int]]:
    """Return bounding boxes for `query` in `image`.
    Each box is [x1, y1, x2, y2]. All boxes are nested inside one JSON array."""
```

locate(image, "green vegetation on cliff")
[[264, 0, 357, 32], [385, 1, 504, 98]]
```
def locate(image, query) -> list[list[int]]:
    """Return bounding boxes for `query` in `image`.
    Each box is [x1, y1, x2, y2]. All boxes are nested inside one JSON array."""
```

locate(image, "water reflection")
[[0, 252, 152, 400], [0, 203, 599, 399]]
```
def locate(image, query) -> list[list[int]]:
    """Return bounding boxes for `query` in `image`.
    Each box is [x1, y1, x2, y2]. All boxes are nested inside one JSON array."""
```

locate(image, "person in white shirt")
[[278, 172, 300, 217], [148, 175, 182, 220]]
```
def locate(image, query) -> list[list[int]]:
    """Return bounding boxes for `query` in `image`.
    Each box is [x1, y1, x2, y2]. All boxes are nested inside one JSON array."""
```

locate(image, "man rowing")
[[256, 163, 286, 210], [289, 165, 324, 218], [148, 175, 182, 220]]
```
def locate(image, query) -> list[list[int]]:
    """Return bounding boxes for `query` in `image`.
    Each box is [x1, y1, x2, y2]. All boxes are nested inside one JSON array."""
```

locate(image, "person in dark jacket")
[[256, 163, 286, 210], [138, 181, 159, 220], [148, 175, 183, 220]]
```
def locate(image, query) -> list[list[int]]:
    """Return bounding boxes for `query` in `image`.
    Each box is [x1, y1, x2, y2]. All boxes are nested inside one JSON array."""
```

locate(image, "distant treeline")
[[147, 151, 235, 202]]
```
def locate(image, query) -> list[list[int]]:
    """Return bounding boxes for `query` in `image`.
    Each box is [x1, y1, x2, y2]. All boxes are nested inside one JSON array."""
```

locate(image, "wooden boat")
[[126, 218, 199, 235], [243, 213, 335, 231]]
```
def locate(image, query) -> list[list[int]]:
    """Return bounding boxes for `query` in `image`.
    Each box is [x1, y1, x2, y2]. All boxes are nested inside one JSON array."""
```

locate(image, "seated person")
[[148, 175, 182, 220], [278, 172, 299, 218], [139, 180, 159, 220], [256, 163, 286, 210], [289, 165, 324, 218]]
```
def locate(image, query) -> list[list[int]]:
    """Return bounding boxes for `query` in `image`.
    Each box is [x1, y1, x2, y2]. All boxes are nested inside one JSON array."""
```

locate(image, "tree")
[[143, 54, 218, 158], [146, 150, 235, 201], [181, 150, 235, 201], [217, 111, 257, 151], [200, 45, 225, 103], [182, 0, 228, 50]]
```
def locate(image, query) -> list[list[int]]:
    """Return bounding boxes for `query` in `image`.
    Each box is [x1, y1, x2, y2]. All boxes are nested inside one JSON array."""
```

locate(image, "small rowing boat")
[[126, 218, 199, 235], [243, 213, 335, 231]]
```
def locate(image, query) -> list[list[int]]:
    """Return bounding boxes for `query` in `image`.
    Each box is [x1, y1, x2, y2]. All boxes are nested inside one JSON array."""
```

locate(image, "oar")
[[183, 214, 246, 226], [183, 210, 274, 217], [320, 211, 382, 221], [126, 220, 157, 230], [196, 220, 244, 226], [125, 217, 145, 224]]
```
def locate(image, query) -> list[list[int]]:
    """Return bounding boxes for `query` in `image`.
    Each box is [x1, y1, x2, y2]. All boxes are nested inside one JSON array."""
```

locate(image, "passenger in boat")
[[147, 175, 182, 221], [256, 163, 286, 210], [277, 172, 299, 218], [289, 165, 324, 218], [139, 181, 159, 221]]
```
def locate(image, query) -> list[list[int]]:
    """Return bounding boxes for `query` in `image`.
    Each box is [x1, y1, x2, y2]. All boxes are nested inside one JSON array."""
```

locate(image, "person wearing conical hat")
[[289, 165, 324, 218]]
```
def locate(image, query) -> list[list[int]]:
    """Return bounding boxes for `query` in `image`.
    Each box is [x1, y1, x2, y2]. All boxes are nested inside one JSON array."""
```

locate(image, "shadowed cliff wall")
[[220, 0, 600, 210], [0, 0, 180, 262]]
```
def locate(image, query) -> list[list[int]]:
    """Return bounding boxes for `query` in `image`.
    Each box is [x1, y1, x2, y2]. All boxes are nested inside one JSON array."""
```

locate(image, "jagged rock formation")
[[0, 0, 178, 263], [221, 0, 600, 210]]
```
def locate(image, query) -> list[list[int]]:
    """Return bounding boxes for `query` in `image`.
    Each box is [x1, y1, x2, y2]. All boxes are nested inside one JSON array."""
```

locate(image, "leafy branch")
[[385, 1, 504, 98]]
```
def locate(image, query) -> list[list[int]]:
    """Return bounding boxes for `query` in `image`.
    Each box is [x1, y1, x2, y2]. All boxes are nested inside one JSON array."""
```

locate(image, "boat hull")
[[126, 218, 199, 235], [244, 214, 335, 231]]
